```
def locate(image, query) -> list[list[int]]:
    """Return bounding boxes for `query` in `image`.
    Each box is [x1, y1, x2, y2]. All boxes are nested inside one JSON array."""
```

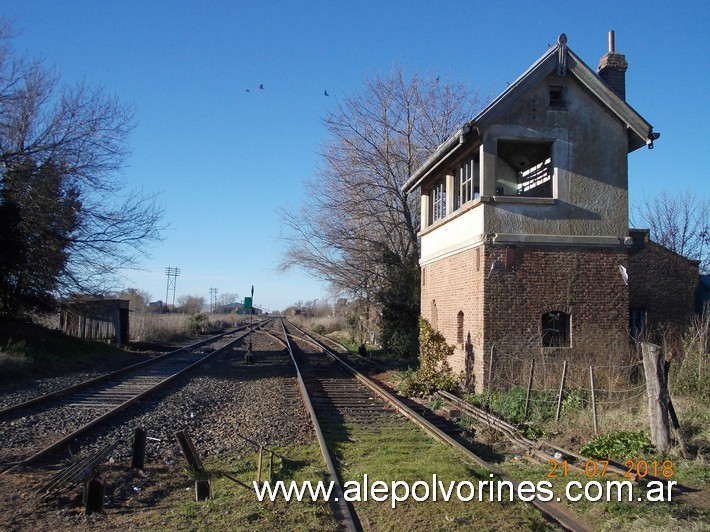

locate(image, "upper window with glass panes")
[[455, 154, 480, 210]]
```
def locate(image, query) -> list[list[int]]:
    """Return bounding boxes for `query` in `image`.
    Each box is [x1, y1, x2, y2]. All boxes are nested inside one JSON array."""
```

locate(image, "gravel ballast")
[[0, 325, 315, 530]]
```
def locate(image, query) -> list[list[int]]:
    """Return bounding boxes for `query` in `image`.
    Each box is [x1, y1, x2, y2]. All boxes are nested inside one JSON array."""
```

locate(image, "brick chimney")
[[597, 30, 628, 100]]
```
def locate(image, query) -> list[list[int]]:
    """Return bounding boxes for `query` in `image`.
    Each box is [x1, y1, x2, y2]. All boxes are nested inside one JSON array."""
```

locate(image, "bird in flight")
[[259, 84, 264, 89], [324, 90, 329, 96]]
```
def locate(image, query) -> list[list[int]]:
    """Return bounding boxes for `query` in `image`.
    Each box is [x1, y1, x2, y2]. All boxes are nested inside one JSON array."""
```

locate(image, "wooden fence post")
[[589, 366, 598, 435], [555, 361, 568, 423], [84, 476, 104, 515], [641, 342, 671, 452], [132, 427, 146, 469], [256, 447, 264, 484], [486, 345, 495, 408], [174, 430, 205, 473], [524, 359, 535, 420], [663, 360, 690, 459], [195, 479, 211, 501]]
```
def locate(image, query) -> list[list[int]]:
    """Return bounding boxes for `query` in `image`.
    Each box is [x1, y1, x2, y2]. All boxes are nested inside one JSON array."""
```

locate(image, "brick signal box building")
[[402, 33, 698, 392]]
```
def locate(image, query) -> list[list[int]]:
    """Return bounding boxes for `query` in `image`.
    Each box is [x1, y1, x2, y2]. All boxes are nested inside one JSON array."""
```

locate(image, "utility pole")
[[209, 287, 218, 313], [244, 285, 254, 363], [165, 267, 180, 310]]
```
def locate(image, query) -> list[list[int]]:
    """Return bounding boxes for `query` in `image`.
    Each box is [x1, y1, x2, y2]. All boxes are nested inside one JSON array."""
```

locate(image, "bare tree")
[[633, 191, 709, 273], [118, 287, 152, 313], [176, 295, 206, 315], [216, 293, 240, 307], [0, 23, 164, 314], [280, 68, 479, 355]]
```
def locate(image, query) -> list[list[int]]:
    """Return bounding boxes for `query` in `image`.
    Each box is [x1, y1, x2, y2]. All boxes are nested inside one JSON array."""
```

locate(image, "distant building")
[[220, 302, 244, 314], [219, 302, 263, 315], [148, 300, 164, 313]]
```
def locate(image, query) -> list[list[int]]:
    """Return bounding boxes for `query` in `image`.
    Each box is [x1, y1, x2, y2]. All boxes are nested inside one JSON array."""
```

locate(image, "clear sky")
[[3, 1, 708, 312]]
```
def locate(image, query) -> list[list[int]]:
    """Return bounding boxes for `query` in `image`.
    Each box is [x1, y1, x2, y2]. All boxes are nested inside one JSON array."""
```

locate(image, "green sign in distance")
[[244, 297, 252, 310]]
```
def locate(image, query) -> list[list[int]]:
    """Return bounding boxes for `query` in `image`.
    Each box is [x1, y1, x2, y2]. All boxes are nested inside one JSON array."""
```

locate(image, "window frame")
[[430, 179, 447, 223], [496, 139, 554, 199], [455, 155, 480, 210]]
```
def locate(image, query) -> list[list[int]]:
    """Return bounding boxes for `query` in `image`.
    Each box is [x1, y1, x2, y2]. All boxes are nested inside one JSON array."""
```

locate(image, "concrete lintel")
[[491, 196, 556, 205], [420, 236, 486, 266], [491, 233, 631, 247]]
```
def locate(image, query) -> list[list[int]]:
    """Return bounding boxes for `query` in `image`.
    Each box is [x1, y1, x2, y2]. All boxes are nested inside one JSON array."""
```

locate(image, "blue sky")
[[3, 1, 708, 312]]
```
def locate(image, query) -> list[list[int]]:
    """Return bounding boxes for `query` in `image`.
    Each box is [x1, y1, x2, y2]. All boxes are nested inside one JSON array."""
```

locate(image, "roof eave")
[[402, 41, 656, 192], [565, 49, 653, 151]]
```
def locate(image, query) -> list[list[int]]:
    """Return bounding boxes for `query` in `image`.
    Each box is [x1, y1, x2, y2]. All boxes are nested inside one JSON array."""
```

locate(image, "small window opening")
[[457, 311, 464, 344], [548, 85, 566, 109], [497, 140, 553, 198], [542, 311, 570, 347], [430, 179, 446, 222]]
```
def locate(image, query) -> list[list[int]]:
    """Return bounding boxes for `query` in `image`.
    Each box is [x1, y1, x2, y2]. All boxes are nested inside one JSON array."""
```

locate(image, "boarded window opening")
[[496, 140, 553, 198], [542, 311, 570, 347]]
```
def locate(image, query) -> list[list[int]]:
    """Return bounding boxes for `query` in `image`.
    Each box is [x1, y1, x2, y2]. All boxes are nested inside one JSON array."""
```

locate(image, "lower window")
[[542, 311, 570, 347]]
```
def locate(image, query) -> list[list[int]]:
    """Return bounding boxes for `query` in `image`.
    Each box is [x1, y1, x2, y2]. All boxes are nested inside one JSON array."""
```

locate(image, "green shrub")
[[396, 317, 461, 396], [561, 390, 583, 417], [427, 396, 446, 410], [580, 430, 655, 460], [186, 313, 207, 335]]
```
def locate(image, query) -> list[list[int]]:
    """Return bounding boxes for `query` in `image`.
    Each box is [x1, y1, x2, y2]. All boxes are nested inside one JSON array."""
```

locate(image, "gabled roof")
[[402, 35, 656, 193]]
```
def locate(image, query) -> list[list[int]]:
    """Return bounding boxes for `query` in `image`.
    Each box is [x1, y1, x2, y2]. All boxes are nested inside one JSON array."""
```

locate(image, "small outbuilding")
[[59, 298, 130, 346]]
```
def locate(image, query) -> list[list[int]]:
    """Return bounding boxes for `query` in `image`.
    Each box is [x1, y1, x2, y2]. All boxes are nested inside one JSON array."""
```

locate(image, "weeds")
[[466, 387, 557, 425], [671, 313, 710, 398], [426, 396, 445, 410], [579, 430, 655, 460]]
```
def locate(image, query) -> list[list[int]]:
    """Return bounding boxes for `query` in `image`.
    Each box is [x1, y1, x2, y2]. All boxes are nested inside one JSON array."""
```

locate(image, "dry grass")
[[130, 312, 252, 344], [130, 313, 190, 343]]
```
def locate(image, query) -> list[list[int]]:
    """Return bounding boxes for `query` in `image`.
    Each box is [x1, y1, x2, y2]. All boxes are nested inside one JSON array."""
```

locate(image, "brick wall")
[[421, 243, 631, 392], [421, 246, 486, 391], [628, 230, 699, 331], [483, 245, 629, 361]]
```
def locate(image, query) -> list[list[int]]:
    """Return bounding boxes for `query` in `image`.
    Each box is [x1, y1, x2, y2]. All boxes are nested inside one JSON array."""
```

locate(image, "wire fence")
[[480, 343, 652, 433]]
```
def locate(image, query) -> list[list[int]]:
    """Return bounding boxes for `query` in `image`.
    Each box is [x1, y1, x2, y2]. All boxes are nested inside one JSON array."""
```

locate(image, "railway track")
[[0, 322, 264, 475], [434, 390, 680, 485], [278, 318, 594, 532]]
